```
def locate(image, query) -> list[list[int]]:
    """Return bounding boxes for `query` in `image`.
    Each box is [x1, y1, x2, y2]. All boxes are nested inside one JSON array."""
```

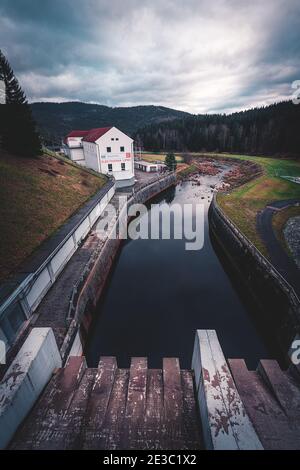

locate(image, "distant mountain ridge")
[[30, 102, 191, 145], [31, 100, 300, 156]]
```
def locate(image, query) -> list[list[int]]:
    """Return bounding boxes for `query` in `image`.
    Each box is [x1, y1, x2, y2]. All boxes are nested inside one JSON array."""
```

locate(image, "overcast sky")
[[0, 0, 299, 113]]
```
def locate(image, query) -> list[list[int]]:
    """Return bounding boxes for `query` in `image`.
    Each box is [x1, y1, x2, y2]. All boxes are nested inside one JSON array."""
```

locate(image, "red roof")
[[64, 130, 89, 144], [82, 127, 112, 143], [64, 127, 113, 144], [66, 130, 90, 138]]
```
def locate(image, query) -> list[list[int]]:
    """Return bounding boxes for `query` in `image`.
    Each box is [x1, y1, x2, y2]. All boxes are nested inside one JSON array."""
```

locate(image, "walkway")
[[230, 358, 300, 450], [256, 199, 300, 297], [34, 190, 130, 348], [10, 356, 202, 450]]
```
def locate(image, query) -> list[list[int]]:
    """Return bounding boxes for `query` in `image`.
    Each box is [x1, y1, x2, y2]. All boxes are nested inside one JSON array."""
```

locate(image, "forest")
[[135, 101, 300, 157]]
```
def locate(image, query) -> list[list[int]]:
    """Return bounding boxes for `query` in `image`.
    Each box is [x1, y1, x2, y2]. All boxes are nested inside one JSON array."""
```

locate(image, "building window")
[[107, 147, 111, 153], [120, 146, 125, 152], [108, 164, 113, 172], [121, 163, 125, 171], [116, 138, 119, 141], [111, 138, 114, 141]]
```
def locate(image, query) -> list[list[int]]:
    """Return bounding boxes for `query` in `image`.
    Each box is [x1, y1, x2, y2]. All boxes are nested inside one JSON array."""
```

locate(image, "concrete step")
[[10, 356, 202, 450]]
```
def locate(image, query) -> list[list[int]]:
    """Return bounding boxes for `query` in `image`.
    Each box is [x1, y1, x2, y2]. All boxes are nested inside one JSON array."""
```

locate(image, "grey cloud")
[[0, 0, 299, 113]]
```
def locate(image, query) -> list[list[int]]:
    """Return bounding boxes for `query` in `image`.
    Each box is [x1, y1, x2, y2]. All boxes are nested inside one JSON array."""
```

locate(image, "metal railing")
[[212, 194, 300, 308], [134, 170, 176, 192]]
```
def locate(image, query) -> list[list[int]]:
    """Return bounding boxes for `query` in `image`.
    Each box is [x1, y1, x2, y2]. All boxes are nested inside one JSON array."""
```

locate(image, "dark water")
[[86, 173, 280, 369]]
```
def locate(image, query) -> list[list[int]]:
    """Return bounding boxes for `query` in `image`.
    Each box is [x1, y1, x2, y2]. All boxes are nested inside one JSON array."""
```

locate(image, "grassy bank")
[[0, 151, 107, 282], [176, 163, 198, 178], [197, 153, 300, 255]]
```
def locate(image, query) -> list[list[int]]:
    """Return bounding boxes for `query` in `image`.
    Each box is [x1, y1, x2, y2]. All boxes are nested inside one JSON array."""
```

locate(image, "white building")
[[135, 160, 166, 173], [63, 130, 88, 166], [63, 126, 135, 187]]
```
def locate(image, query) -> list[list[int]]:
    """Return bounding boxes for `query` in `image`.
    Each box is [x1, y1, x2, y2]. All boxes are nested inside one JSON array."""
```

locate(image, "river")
[[86, 167, 281, 369]]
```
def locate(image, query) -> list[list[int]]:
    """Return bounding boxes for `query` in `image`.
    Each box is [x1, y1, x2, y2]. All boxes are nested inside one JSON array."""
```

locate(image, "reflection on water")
[[86, 170, 280, 369]]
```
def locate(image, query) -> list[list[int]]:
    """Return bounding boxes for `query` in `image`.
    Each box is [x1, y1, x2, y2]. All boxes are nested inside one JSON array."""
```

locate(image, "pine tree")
[[165, 152, 177, 171], [0, 50, 42, 157]]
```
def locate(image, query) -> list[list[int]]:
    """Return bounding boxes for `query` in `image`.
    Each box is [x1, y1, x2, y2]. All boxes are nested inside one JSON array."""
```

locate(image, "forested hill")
[[30, 102, 190, 145], [135, 101, 300, 157]]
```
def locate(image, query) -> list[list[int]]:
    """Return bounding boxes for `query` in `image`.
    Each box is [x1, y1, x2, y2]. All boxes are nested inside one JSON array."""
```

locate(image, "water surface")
[[86, 171, 280, 369]]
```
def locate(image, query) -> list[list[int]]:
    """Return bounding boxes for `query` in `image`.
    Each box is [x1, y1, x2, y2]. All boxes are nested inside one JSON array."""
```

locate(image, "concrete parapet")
[[192, 329, 263, 450], [0, 327, 61, 448]]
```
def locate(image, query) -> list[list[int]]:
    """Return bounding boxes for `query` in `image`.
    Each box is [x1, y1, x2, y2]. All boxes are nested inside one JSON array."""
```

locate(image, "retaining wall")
[[209, 195, 300, 357]]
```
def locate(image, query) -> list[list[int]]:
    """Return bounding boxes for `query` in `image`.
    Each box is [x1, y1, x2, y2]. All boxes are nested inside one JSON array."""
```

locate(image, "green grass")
[[176, 163, 198, 178], [141, 152, 184, 163], [0, 151, 107, 282], [212, 153, 299, 177], [207, 154, 300, 255]]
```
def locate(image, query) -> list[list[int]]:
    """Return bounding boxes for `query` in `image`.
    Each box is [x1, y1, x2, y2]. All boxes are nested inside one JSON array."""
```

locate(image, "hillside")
[[0, 151, 107, 282], [30, 102, 190, 145], [135, 101, 300, 157]]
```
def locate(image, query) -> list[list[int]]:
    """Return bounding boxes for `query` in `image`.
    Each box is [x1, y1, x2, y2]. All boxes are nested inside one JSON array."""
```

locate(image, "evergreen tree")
[[0, 50, 42, 157], [165, 152, 177, 171], [136, 101, 300, 157]]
